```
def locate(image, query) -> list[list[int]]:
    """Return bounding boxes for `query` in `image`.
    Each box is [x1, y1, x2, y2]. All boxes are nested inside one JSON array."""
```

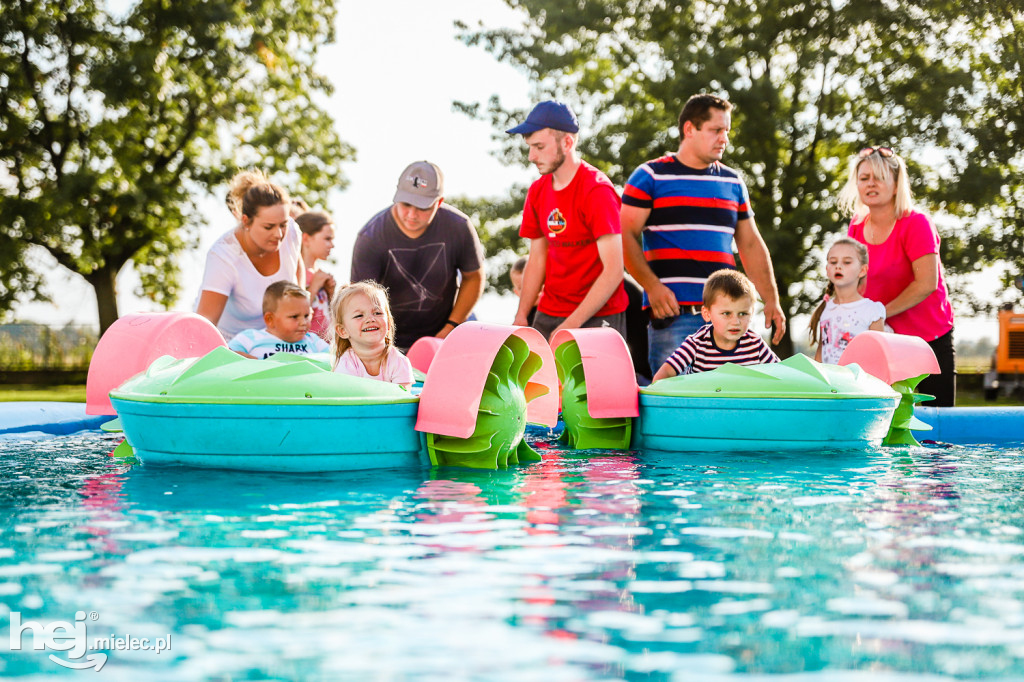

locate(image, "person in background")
[[808, 237, 885, 364], [652, 269, 779, 381], [621, 94, 785, 372], [296, 210, 337, 341], [840, 146, 956, 405], [227, 281, 329, 359], [288, 197, 310, 219], [510, 255, 538, 326], [331, 280, 414, 389], [350, 161, 484, 350], [507, 100, 628, 340], [196, 170, 304, 340]]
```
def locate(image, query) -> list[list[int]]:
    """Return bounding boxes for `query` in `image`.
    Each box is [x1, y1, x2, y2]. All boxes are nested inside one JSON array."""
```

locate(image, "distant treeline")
[[0, 323, 97, 370]]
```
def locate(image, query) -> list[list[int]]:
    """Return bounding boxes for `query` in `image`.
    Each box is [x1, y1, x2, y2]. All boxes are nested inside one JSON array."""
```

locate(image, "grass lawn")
[[0, 385, 87, 403]]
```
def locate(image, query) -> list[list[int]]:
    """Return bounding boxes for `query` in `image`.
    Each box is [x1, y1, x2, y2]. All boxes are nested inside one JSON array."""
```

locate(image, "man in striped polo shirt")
[[621, 94, 786, 372]]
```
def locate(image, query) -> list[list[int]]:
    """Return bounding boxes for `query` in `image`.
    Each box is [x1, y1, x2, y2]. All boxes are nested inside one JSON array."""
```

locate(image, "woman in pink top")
[[839, 146, 956, 406]]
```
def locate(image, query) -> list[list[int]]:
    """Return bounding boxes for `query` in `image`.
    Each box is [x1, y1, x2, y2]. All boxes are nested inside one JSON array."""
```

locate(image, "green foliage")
[[0, 323, 97, 370], [458, 0, 1024, 351], [0, 0, 353, 332]]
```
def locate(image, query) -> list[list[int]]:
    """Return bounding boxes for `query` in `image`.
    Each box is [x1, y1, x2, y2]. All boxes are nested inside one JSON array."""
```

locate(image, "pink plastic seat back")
[[415, 322, 558, 438], [550, 328, 639, 418], [406, 336, 444, 374], [86, 312, 226, 415], [838, 330, 940, 385]]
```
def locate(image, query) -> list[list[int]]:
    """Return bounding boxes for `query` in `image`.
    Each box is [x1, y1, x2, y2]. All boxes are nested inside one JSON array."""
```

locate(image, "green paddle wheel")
[[425, 334, 545, 469], [554, 339, 632, 450], [884, 373, 935, 446]]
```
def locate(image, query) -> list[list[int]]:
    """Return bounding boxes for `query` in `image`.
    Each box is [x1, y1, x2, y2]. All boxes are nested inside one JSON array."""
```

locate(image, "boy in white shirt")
[[228, 281, 330, 359]]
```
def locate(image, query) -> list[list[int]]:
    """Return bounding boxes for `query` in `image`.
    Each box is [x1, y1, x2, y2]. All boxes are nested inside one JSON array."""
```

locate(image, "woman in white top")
[[195, 171, 305, 340]]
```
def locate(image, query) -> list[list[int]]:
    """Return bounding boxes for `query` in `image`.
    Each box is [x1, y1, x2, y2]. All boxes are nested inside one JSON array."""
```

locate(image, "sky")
[[10, 0, 1005, 343], [16, 0, 535, 328]]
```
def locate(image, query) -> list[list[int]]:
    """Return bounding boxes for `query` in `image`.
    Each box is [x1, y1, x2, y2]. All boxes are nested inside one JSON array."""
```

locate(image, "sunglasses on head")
[[858, 146, 894, 158]]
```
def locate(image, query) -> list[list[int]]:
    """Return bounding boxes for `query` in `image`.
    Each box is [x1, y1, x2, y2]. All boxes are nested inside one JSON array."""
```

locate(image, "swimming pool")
[[2, 429, 1024, 680]]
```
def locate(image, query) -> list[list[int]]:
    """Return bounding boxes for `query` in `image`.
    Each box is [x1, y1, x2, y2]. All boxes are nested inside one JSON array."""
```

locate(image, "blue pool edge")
[[1, 401, 1021, 447], [0, 401, 109, 436]]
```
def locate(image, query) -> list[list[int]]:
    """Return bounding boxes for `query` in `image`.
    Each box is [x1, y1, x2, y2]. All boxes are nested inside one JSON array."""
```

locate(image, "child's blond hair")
[[330, 281, 397, 365], [702, 269, 755, 308], [262, 280, 310, 315]]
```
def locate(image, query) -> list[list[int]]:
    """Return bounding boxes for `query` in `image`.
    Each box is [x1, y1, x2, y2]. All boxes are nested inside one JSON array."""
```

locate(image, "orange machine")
[[996, 310, 1024, 374]]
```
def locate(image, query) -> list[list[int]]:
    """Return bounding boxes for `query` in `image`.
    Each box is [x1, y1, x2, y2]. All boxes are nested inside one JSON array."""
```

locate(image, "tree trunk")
[[88, 265, 120, 336]]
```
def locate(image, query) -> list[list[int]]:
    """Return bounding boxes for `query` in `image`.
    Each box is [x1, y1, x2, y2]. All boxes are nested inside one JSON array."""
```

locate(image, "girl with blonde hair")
[[331, 281, 413, 389]]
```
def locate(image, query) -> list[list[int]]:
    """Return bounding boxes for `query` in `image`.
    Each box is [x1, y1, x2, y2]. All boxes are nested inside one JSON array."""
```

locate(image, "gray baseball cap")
[[393, 161, 444, 209]]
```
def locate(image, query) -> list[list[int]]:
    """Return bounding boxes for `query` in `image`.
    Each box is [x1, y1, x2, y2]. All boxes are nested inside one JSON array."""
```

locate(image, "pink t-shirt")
[[305, 267, 332, 341], [848, 211, 954, 341], [333, 347, 414, 388]]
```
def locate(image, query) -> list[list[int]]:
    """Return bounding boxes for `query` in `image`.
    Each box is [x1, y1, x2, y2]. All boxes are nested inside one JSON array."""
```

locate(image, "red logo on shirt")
[[547, 208, 566, 235]]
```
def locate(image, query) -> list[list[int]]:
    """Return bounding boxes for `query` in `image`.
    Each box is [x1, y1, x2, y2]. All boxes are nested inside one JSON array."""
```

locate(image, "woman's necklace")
[[865, 213, 896, 244], [238, 225, 267, 258]]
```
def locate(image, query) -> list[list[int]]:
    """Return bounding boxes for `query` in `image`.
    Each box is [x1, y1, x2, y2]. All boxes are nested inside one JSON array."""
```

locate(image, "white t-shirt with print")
[[227, 328, 330, 359], [819, 297, 886, 364]]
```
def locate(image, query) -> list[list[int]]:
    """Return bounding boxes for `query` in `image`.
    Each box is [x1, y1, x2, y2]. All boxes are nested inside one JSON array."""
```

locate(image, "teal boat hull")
[[637, 394, 900, 452], [111, 398, 427, 472]]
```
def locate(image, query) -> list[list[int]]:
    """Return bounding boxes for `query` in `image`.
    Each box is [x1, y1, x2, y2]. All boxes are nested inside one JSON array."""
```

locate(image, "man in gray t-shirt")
[[351, 161, 485, 350]]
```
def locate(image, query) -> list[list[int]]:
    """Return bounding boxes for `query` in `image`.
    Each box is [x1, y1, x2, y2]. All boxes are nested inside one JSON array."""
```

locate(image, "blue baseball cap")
[[506, 100, 579, 135]]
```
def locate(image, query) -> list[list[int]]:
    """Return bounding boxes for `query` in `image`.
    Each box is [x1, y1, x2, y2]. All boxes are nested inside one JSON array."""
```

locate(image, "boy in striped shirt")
[[652, 269, 779, 381]]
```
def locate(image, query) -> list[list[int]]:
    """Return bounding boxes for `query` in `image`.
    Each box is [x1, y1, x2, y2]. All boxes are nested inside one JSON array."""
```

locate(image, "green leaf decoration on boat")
[[884, 373, 935, 446], [426, 334, 543, 469], [554, 340, 632, 450]]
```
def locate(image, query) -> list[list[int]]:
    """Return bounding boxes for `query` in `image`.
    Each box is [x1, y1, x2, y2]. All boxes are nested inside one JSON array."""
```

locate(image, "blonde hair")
[[262, 280, 310, 315], [837, 150, 914, 221], [808, 237, 870, 346], [702, 269, 755, 307], [330, 281, 397, 365]]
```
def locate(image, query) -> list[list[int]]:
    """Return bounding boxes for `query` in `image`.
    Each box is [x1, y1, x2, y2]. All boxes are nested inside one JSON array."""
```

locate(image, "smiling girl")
[[330, 281, 413, 389]]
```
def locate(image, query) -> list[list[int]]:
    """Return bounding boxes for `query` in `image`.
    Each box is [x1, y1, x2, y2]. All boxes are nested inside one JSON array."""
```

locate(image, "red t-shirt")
[[520, 162, 628, 318]]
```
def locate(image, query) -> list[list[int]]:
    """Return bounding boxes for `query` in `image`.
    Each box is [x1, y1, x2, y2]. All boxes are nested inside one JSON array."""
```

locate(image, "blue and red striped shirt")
[[622, 155, 753, 306]]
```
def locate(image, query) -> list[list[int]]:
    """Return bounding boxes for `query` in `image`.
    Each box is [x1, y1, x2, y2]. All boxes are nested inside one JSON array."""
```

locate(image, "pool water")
[[2, 431, 1024, 680]]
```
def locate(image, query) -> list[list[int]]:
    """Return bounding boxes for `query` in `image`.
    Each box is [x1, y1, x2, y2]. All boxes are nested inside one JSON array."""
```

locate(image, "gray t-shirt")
[[351, 204, 483, 349]]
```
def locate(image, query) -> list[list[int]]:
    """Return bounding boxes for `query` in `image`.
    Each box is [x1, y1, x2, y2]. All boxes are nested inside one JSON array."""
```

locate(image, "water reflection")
[[1, 432, 1023, 678]]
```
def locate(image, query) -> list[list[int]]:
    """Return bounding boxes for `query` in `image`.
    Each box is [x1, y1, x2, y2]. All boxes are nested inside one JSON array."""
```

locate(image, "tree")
[[457, 0, 1024, 354], [0, 0, 353, 333]]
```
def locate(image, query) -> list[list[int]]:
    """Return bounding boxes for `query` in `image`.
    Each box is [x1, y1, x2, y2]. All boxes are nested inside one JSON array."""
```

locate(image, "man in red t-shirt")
[[506, 100, 628, 340]]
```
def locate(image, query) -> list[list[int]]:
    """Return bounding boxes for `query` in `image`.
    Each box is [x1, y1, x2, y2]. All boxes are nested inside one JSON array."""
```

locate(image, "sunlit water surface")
[[2, 431, 1024, 680]]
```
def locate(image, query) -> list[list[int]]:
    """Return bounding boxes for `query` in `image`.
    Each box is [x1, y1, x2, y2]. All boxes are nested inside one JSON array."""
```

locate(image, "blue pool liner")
[[0, 401, 108, 436], [1, 401, 1021, 448], [916, 406, 1024, 445]]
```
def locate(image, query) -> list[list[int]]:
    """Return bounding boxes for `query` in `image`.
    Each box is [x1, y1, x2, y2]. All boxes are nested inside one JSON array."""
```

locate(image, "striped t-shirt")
[[665, 324, 779, 376], [622, 155, 753, 306]]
